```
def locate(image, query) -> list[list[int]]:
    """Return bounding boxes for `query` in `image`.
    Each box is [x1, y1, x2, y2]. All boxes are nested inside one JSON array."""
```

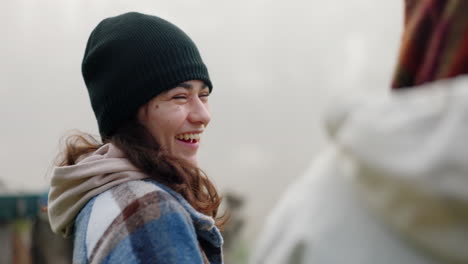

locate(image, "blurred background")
[[0, 0, 403, 263]]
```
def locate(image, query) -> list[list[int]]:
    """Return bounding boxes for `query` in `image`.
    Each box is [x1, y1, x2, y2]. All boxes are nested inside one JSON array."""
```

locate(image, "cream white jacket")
[[253, 76, 468, 264]]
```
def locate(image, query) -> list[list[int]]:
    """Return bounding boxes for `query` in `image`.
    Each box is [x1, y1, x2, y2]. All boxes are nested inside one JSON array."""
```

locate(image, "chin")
[[177, 155, 198, 167], [186, 158, 198, 167]]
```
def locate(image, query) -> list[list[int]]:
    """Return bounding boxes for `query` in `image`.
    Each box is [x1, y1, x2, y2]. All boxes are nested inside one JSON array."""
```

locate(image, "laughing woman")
[[47, 12, 224, 264]]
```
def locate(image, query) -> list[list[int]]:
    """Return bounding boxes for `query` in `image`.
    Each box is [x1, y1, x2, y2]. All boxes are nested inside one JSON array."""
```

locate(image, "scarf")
[[392, 0, 468, 88]]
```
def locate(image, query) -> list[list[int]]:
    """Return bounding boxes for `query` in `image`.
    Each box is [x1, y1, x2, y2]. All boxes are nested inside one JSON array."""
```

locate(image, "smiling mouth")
[[175, 133, 201, 144]]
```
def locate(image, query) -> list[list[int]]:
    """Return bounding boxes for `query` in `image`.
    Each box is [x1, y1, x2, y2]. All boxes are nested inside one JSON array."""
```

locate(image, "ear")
[[136, 103, 149, 125]]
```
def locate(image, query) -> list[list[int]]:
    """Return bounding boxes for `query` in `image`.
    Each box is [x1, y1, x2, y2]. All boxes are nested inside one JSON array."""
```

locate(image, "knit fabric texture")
[[82, 12, 212, 137], [391, 0, 468, 89]]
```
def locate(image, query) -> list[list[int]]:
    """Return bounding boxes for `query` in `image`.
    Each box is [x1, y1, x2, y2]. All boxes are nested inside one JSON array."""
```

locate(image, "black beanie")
[[82, 12, 212, 138]]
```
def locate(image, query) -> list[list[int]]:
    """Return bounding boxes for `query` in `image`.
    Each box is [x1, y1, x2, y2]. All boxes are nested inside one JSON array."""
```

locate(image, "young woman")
[[47, 12, 224, 264]]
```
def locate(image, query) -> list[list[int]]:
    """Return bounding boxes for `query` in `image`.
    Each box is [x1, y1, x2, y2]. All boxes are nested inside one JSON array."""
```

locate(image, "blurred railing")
[[0, 193, 72, 264]]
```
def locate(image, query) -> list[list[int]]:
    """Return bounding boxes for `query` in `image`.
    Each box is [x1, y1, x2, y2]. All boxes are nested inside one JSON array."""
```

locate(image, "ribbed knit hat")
[[82, 12, 212, 138]]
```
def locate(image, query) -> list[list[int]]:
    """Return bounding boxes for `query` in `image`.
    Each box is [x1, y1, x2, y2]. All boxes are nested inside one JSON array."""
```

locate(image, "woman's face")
[[137, 80, 211, 166]]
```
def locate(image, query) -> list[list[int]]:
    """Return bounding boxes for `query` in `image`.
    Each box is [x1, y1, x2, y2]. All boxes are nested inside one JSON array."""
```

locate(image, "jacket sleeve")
[[88, 192, 206, 264]]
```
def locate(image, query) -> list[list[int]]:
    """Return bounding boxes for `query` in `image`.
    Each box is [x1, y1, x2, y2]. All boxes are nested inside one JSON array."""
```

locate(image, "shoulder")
[[87, 179, 192, 234], [89, 179, 189, 224], [254, 148, 368, 263], [74, 180, 196, 263], [254, 149, 442, 264], [263, 148, 347, 222]]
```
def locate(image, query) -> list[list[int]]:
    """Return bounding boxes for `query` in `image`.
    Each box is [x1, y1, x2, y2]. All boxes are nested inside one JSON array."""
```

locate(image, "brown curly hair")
[[56, 120, 226, 229]]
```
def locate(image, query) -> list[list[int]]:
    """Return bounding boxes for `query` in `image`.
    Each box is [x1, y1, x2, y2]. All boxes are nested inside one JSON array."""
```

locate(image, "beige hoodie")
[[48, 143, 148, 236]]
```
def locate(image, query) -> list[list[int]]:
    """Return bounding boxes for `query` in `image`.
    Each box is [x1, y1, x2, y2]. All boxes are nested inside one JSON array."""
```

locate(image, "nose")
[[188, 96, 211, 127]]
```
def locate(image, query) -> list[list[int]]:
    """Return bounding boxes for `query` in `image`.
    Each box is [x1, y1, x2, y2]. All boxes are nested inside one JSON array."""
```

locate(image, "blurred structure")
[[221, 192, 247, 264], [1, 193, 39, 264], [0, 192, 72, 264], [31, 208, 73, 264], [222, 192, 245, 248]]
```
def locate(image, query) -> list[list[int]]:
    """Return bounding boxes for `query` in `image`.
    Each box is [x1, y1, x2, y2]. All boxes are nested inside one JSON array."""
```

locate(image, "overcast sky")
[[1, 0, 403, 242]]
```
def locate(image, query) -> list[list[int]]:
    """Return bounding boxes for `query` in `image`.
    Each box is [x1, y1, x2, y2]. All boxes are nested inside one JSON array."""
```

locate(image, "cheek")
[[147, 106, 185, 142], [155, 117, 178, 140], [162, 119, 176, 133]]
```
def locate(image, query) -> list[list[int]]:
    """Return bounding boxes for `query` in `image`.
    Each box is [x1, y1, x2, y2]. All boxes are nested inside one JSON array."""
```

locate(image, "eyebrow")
[[176, 82, 209, 90]]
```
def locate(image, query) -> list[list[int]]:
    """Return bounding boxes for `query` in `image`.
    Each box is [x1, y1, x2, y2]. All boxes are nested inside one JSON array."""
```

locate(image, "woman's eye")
[[172, 95, 187, 100], [199, 93, 210, 98]]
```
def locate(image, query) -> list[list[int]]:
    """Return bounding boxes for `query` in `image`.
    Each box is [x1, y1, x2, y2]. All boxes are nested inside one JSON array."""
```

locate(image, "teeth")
[[176, 133, 201, 141]]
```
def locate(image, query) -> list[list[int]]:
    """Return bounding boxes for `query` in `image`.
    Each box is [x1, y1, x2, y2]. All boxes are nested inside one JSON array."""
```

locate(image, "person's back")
[[253, 1, 468, 263], [254, 76, 468, 264]]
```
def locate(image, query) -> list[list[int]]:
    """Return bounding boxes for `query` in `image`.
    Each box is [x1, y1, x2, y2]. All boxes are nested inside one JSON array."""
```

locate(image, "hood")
[[326, 75, 468, 263], [48, 143, 148, 236]]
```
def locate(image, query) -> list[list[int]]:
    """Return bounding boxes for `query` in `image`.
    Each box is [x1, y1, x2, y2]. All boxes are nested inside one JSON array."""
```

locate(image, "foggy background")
[[1, 0, 403, 250]]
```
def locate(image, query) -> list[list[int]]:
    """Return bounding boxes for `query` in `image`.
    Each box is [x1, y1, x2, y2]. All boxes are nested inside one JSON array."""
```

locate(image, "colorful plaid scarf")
[[392, 0, 468, 89]]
